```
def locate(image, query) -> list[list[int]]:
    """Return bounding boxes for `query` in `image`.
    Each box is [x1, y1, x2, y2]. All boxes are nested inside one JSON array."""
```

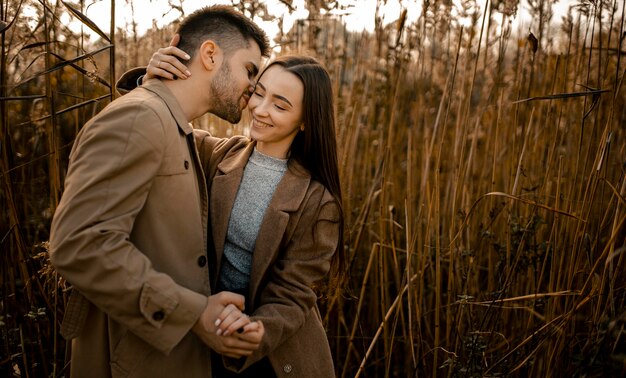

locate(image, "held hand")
[[192, 292, 260, 357], [192, 292, 243, 336], [215, 304, 253, 336], [214, 320, 264, 358], [145, 34, 192, 81], [196, 329, 262, 358], [240, 319, 264, 344], [215, 320, 264, 358]]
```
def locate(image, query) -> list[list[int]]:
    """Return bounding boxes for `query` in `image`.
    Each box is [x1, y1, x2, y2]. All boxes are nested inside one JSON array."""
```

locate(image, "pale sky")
[[68, 0, 411, 38], [55, 0, 574, 44]]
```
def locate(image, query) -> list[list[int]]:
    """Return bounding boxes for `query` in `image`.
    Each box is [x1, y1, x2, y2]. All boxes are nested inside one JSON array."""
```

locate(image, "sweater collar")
[[249, 148, 289, 172]]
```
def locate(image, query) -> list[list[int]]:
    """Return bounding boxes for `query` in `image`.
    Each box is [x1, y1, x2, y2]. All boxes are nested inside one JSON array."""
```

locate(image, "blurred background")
[[1, 0, 625, 376]]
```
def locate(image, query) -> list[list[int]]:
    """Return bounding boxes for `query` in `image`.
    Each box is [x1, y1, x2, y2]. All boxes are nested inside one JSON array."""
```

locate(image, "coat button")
[[197, 255, 207, 267], [184, 160, 190, 170], [283, 364, 292, 374], [152, 310, 165, 321]]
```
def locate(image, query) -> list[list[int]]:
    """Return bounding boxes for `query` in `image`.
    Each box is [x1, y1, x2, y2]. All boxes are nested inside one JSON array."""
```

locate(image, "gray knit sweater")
[[218, 148, 288, 293]]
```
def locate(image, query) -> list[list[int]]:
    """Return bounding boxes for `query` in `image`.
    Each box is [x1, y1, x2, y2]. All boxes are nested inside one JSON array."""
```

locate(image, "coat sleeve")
[[49, 102, 207, 355], [226, 186, 341, 371], [194, 129, 248, 179]]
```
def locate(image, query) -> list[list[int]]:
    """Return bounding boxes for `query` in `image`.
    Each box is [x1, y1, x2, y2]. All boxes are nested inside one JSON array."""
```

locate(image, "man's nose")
[[247, 82, 255, 94]]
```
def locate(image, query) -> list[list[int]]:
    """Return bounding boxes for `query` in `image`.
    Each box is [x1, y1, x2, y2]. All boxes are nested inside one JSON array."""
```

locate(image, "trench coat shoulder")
[[306, 178, 341, 217], [193, 129, 250, 177], [49, 82, 211, 377]]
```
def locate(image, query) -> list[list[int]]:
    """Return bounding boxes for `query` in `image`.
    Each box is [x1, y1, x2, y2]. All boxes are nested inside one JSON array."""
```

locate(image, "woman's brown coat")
[[197, 131, 339, 378]]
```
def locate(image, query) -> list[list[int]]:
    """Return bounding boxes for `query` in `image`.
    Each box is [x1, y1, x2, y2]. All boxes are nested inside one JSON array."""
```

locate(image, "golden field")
[[1, 1, 625, 376]]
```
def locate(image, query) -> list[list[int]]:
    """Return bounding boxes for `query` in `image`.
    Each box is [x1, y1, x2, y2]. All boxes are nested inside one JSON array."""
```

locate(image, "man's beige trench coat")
[[49, 79, 213, 377], [197, 133, 340, 378]]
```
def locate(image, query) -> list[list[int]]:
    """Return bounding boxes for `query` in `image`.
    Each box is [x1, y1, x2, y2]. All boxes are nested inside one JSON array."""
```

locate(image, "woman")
[[119, 47, 345, 377]]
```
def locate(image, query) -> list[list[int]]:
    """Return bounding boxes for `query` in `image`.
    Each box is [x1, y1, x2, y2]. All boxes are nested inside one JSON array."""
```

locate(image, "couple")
[[49, 5, 343, 378]]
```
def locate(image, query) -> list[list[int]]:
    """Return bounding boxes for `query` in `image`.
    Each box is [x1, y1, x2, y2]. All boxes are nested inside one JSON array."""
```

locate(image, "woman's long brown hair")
[[260, 55, 346, 295]]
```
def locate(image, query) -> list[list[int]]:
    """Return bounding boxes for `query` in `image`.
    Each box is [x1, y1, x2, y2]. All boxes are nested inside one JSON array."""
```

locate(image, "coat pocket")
[[60, 289, 90, 339], [151, 154, 195, 205], [157, 154, 191, 176], [110, 330, 155, 377], [268, 308, 335, 378]]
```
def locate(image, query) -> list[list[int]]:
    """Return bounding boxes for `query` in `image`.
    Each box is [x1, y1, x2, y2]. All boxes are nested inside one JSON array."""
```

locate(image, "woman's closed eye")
[[254, 91, 287, 111]]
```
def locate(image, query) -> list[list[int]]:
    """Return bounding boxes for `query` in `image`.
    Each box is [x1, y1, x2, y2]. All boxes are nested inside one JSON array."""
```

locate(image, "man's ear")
[[199, 40, 220, 71]]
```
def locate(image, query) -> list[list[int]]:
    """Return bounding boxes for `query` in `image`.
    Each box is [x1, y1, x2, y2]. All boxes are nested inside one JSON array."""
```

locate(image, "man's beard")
[[210, 61, 243, 124]]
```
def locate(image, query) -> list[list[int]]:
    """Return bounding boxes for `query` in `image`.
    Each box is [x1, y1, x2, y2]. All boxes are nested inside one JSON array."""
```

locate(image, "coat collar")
[[214, 142, 311, 211], [139, 79, 209, 284], [210, 141, 312, 300], [141, 79, 193, 136]]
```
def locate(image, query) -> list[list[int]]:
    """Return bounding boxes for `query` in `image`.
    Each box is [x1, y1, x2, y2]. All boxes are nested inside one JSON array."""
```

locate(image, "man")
[[49, 6, 270, 377]]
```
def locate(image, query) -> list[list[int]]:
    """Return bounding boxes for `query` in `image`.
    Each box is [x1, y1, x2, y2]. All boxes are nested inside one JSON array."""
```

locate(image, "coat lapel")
[[248, 160, 311, 306], [210, 143, 313, 304], [141, 79, 193, 136], [210, 143, 255, 287], [141, 79, 211, 292]]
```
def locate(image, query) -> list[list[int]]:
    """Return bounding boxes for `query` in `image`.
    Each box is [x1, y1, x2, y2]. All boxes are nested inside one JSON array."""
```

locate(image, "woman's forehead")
[[259, 66, 300, 87], [258, 65, 304, 104]]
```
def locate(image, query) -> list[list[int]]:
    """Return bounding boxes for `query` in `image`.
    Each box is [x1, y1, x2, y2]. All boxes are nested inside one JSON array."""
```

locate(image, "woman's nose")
[[252, 99, 269, 116]]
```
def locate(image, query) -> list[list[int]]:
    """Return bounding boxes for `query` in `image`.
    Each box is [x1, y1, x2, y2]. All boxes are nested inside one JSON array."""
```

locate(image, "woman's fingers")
[[239, 320, 264, 344], [214, 322, 264, 357], [168, 33, 180, 48], [220, 313, 251, 336], [145, 47, 191, 81], [218, 343, 256, 358], [215, 304, 250, 336], [158, 46, 191, 62], [218, 332, 262, 358], [242, 320, 262, 333]]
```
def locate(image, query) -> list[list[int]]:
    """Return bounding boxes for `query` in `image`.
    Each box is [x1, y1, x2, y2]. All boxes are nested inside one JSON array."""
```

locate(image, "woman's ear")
[[198, 40, 220, 71]]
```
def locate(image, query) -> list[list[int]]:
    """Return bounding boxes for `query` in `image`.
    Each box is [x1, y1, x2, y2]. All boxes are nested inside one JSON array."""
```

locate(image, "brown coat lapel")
[[248, 159, 311, 305], [200, 136, 337, 377], [209, 142, 311, 302], [209, 143, 251, 278]]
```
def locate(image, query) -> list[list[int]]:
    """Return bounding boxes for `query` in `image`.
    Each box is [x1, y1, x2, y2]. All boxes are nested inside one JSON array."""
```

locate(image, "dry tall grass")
[[1, 0, 625, 376]]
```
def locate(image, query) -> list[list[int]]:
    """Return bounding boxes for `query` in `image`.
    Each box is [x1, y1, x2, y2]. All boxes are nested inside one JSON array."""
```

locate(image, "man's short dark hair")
[[176, 5, 270, 60]]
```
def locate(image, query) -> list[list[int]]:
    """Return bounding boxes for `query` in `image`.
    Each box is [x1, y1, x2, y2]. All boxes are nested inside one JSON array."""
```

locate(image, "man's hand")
[[145, 34, 192, 81], [215, 302, 252, 336], [239, 319, 264, 344], [191, 292, 261, 358], [220, 320, 265, 360]]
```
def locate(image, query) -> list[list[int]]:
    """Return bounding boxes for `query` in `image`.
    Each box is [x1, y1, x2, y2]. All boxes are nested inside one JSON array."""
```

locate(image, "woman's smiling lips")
[[252, 118, 273, 128]]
